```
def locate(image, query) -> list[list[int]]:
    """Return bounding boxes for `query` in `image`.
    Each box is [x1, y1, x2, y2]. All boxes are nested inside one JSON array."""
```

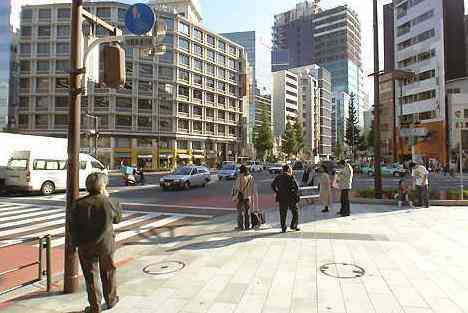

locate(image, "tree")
[[335, 138, 344, 160], [367, 127, 375, 150], [345, 93, 361, 162], [282, 121, 297, 157], [294, 120, 305, 156], [254, 111, 274, 160]]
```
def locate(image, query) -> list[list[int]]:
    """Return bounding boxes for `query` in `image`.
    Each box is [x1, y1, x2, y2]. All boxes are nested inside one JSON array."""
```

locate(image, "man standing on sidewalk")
[[410, 162, 430, 208], [337, 160, 353, 216], [71, 173, 122, 313], [271, 165, 300, 233]]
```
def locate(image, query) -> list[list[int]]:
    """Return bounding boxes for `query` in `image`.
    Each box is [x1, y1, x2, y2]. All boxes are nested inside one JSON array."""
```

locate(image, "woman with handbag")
[[232, 165, 255, 231], [319, 165, 332, 213]]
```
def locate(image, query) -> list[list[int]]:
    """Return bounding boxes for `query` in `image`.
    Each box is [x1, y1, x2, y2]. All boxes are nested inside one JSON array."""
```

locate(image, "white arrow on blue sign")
[[125, 3, 155, 36]]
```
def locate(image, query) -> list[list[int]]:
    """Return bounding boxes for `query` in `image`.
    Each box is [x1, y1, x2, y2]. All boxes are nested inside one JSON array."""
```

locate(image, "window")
[[206, 123, 215, 134], [139, 63, 153, 77], [419, 111, 435, 121], [138, 116, 152, 129], [116, 115, 132, 128], [116, 97, 132, 112], [21, 8, 32, 20], [158, 66, 173, 80], [218, 68, 225, 79], [398, 29, 435, 51], [38, 9, 51, 20], [206, 92, 214, 103], [218, 110, 225, 120], [401, 89, 436, 105], [178, 69, 190, 82], [218, 41, 226, 52], [218, 81, 226, 92], [96, 7, 111, 19], [178, 37, 189, 50], [138, 99, 153, 113], [20, 78, 30, 91], [36, 96, 49, 110], [218, 95, 226, 105], [207, 49, 215, 62], [18, 115, 29, 128], [228, 85, 236, 95], [95, 96, 110, 111], [178, 85, 189, 98], [193, 74, 202, 86], [21, 26, 32, 37], [179, 21, 189, 35], [229, 112, 236, 121], [56, 25, 70, 38], [193, 28, 203, 41], [38, 25, 51, 37], [228, 71, 236, 81], [163, 34, 174, 46], [36, 78, 49, 91], [193, 89, 203, 101], [193, 121, 202, 133], [178, 119, 189, 131], [55, 78, 69, 90], [35, 115, 48, 128], [57, 8, 71, 19], [56, 42, 69, 55], [207, 77, 215, 89], [193, 43, 203, 56], [20, 43, 31, 56], [56, 60, 69, 73], [178, 102, 189, 114], [229, 126, 236, 136], [159, 51, 174, 63], [55, 115, 68, 128], [192, 141, 203, 150], [139, 80, 153, 93], [193, 105, 202, 116], [20, 61, 31, 73], [179, 53, 190, 66], [229, 45, 236, 55], [37, 43, 50, 56], [218, 54, 226, 65], [193, 59, 203, 72], [55, 96, 68, 110], [34, 160, 61, 170], [206, 108, 214, 118], [36, 60, 49, 73], [118, 8, 126, 20], [207, 35, 215, 47], [207, 64, 215, 75], [19, 97, 29, 111], [227, 58, 236, 70], [286, 74, 297, 81]]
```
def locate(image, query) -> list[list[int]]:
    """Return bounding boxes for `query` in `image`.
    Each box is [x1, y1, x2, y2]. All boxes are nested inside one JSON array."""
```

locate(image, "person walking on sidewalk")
[[271, 165, 300, 233], [410, 162, 430, 208], [337, 160, 353, 216], [319, 165, 332, 213], [232, 165, 255, 230], [71, 173, 122, 313]]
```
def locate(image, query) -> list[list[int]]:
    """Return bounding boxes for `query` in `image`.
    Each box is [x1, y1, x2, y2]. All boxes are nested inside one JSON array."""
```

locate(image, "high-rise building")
[[272, 69, 299, 138], [384, 3, 395, 72], [253, 88, 272, 140], [149, 0, 202, 24], [0, 0, 13, 131], [221, 31, 255, 83], [332, 91, 350, 148], [14, 2, 249, 169], [393, 0, 466, 165], [379, 73, 397, 163]]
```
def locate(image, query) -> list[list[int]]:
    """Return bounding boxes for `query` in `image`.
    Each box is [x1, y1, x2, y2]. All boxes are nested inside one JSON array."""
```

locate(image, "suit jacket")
[[271, 173, 299, 204], [71, 193, 122, 253]]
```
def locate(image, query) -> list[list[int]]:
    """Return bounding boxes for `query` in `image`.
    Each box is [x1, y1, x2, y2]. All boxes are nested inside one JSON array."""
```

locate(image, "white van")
[[5, 151, 107, 195]]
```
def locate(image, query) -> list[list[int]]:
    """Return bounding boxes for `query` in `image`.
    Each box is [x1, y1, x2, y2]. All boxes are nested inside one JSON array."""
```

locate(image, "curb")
[[351, 197, 468, 206]]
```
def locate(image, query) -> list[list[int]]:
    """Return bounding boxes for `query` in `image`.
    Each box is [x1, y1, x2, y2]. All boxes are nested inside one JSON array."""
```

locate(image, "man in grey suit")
[[71, 173, 122, 313]]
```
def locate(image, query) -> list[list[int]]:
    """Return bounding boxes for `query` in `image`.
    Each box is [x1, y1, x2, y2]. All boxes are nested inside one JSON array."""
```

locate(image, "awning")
[[177, 154, 191, 159], [159, 153, 174, 159], [193, 155, 205, 159]]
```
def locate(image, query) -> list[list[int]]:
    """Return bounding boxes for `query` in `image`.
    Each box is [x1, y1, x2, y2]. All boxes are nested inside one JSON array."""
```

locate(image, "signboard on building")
[[400, 128, 428, 138]]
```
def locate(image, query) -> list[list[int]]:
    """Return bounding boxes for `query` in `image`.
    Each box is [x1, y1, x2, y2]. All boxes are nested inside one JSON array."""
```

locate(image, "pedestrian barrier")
[[299, 186, 319, 202], [0, 235, 52, 295]]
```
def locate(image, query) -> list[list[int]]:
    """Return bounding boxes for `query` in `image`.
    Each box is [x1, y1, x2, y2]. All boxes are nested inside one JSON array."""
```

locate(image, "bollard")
[[45, 235, 52, 292], [38, 237, 43, 281]]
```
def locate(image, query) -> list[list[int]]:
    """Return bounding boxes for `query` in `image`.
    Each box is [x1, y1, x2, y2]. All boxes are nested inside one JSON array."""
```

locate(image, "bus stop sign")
[[125, 3, 155, 35]]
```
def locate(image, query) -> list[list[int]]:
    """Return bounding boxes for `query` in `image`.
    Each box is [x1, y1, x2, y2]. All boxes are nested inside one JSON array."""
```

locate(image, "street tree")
[[294, 120, 305, 156], [254, 110, 274, 160], [345, 93, 361, 162], [282, 121, 297, 157]]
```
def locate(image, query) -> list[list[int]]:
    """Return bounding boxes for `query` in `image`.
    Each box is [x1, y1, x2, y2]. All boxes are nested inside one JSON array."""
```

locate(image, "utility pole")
[[373, 0, 383, 199], [64, 0, 82, 293]]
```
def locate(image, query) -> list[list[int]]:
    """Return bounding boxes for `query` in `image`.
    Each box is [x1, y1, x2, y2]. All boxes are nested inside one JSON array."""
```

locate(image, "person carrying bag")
[[232, 165, 255, 230]]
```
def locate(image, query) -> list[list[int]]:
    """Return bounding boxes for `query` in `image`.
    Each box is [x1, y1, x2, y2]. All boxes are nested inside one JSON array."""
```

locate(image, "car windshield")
[[174, 167, 192, 176], [221, 164, 236, 170], [7, 159, 28, 170]]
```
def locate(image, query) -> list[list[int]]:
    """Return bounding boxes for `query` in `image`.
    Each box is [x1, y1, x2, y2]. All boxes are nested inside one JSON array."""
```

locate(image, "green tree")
[[294, 120, 305, 155], [254, 111, 274, 160], [345, 93, 361, 162], [282, 121, 297, 157]]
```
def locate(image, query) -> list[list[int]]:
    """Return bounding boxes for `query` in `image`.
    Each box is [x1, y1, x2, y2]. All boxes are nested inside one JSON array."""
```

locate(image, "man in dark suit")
[[71, 173, 122, 313], [271, 165, 300, 233]]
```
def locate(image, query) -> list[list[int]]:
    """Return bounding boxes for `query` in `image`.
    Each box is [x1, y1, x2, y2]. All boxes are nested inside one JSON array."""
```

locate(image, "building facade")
[[379, 73, 397, 163], [253, 88, 272, 142], [393, 0, 466, 165], [384, 3, 395, 72], [14, 1, 249, 169], [272, 69, 299, 138], [0, 0, 13, 131], [332, 91, 350, 148]]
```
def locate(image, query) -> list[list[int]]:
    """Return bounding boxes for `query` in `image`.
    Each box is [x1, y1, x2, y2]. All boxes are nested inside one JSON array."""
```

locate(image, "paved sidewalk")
[[2, 203, 468, 313]]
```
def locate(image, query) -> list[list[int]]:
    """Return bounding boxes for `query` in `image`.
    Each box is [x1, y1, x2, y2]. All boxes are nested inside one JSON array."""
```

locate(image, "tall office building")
[[272, 69, 299, 138], [150, 0, 202, 24], [393, 0, 466, 164], [0, 1, 13, 131], [253, 88, 272, 140], [14, 2, 249, 169], [384, 3, 395, 72]]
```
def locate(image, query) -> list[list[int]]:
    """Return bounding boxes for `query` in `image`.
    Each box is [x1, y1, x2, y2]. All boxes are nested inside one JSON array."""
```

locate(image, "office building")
[[446, 77, 468, 168], [253, 88, 272, 140], [363, 109, 373, 136], [272, 69, 299, 138], [384, 3, 395, 72], [14, 1, 249, 169], [149, 0, 202, 24], [221, 31, 256, 83], [393, 0, 466, 165], [0, 1, 13, 131], [332, 91, 350, 148], [379, 73, 397, 162]]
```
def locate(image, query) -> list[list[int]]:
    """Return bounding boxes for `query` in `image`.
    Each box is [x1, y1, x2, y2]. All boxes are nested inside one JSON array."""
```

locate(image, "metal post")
[[46, 235, 52, 292], [460, 127, 464, 200], [38, 237, 43, 280], [373, 0, 383, 199], [64, 0, 82, 293]]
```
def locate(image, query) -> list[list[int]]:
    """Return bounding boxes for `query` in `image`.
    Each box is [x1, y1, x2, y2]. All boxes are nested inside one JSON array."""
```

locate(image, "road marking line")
[[0, 212, 65, 229], [122, 202, 235, 211], [0, 208, 63, 222], [115, 216, 183, 242]]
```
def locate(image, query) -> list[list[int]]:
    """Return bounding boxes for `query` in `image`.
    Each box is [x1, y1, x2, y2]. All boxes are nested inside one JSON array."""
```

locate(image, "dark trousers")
[[416, 185, 429, 207], [279, 202, 298, 231], [78, 242, 118, 313], [237, 199, 250, 230], [340, 189, 351, 216]]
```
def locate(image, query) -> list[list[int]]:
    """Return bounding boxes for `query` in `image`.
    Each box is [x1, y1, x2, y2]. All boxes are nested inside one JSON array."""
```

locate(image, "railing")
[[0, 235, 52, 295], [299, 186, 319, 203]]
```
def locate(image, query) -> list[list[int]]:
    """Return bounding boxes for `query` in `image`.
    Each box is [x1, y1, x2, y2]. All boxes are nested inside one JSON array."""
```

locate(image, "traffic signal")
[[102, 45, 126, 89]]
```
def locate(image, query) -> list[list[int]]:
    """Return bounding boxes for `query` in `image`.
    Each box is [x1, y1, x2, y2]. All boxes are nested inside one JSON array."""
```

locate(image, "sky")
[[9, 0, 468, 106]]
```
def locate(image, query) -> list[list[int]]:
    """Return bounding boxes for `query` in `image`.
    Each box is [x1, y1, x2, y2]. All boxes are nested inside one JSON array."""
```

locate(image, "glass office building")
[[0, 1, 12, 131]]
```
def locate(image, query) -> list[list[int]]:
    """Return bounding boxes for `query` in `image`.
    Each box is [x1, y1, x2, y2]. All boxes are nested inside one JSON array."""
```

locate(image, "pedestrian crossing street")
[[0, 202, 206, 248]]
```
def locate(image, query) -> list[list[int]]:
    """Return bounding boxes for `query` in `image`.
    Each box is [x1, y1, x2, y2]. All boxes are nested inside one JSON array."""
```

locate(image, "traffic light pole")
[[64, 0, 83, 293]]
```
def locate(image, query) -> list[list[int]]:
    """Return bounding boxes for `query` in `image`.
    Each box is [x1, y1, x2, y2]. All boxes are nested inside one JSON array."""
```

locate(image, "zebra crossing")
[[0, 202, 206, 248]]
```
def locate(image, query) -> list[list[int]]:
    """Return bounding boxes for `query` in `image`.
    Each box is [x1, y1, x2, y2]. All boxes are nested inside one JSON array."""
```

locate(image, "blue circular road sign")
[[125, 3, 155, 36]]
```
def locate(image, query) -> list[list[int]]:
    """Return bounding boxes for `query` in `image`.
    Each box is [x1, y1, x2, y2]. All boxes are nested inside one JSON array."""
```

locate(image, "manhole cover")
[[319, 263, 365, 279], [143, 260, 186, 275]]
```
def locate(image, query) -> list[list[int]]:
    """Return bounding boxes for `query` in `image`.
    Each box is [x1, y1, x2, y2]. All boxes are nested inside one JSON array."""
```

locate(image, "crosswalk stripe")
[[115, 216, 183, 242], [0, 208, 63, 222], [0, 203, 30, 212], [0, 206, 58, 218], [0, 212, 65, 230]]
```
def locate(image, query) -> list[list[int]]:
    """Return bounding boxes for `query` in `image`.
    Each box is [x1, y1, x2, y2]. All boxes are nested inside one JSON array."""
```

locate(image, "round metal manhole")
[[319, 263, 365, 279], [143, 260, 186, 275]]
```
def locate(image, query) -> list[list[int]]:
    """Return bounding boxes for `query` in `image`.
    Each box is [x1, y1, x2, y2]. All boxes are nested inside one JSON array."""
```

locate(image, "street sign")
[[123, 35, 155, 48], [400, 128, 428, 138], [125, 3, 155, 35]]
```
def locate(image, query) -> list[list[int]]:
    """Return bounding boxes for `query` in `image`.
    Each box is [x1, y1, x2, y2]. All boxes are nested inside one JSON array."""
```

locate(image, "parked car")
[[382, 164, 408, 177], [160, 166, 211, 190], [218, 164, 240, 180], [360, 164, 374, 176], [268, 163, 284, 175], [246, 160, 263, 172]]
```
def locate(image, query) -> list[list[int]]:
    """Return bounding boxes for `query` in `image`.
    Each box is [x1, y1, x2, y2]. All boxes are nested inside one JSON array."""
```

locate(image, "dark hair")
[[339, 160, 346, 166], [409, 162, 416, 169], [282, 164, 290, 173], [239, 165, 248, 175]]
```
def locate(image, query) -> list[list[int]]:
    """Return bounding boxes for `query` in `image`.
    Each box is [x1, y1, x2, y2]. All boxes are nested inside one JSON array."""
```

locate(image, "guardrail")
[[299, 185, 319, 201], [0, 235, 52, 295]]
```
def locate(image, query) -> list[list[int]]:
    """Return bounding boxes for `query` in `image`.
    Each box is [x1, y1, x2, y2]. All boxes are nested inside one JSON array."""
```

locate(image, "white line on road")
[[121, 202, 235, 211], [0, 208, 63, 222], [0, 212, 65, 229]]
